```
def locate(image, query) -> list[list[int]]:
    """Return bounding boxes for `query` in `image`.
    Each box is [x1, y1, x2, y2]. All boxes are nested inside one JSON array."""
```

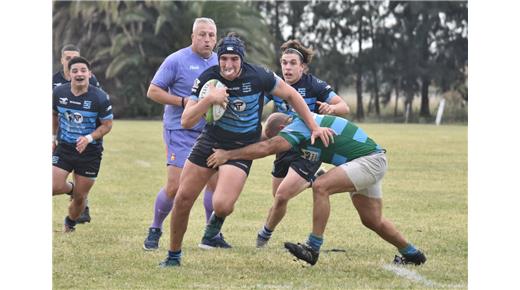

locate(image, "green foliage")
[[53, 1, 467, 122], [53, 121, 467, 289]]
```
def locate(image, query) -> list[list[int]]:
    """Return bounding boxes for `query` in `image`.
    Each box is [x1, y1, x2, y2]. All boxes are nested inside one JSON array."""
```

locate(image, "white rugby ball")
[[199, 79, 227, 122]]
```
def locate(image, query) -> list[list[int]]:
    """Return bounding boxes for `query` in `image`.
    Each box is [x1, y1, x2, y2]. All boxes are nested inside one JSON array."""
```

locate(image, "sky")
[[1, 0, 520, 289]]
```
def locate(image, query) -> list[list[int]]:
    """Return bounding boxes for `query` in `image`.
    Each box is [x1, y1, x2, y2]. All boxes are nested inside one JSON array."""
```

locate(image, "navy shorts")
[[188, 132, 256, 175], [52, 143, 102, 178], [272, 150, 322, 182]]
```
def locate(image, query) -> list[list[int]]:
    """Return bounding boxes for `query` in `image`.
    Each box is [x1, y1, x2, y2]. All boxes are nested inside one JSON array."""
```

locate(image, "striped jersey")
[[279, 114, 382, 165], [265, 73, 336, 116], [190, 63, 278, 141], [53, 83, 113, 147]]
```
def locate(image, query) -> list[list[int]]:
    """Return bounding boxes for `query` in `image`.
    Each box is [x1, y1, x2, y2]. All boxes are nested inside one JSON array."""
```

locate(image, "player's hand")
[[310, 127, 336, 147], [76, 136, 89, 154], [208, 83, 229, 107], [316, 101, 335, 115], [207, 148, 230, 168]]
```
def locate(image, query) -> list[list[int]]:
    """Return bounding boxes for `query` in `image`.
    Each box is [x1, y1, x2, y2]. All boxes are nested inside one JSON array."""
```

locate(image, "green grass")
[[53, 121, 467, 289]]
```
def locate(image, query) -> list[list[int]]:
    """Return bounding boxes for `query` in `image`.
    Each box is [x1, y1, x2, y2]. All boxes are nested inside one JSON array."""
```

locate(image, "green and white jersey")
[[278, 114, 382, 166]]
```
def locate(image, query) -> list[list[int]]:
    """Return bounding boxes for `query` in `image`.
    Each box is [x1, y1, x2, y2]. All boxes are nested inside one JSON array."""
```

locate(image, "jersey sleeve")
[[277, 116, 311, 148], [97, 91, 114, 121], [257, 66, 279, 94], [189, 67, 217, 102], [151, 55, 178, 91], [264, 94, 273, 104], [312, 76, 337, 103], [90, 74, 102, 88], [52, 87, 58, 113]]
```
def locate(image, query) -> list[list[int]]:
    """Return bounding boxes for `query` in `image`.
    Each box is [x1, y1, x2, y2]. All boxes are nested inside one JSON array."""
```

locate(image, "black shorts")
[[188, 132, 257, 175], [52, 143, 103, 178], [272, 150, 322, 182]]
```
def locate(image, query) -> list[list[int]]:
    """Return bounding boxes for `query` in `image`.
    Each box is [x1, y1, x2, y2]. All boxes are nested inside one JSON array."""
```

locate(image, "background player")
[[52, 56, 113, 233], [143, 17, 222, 251]]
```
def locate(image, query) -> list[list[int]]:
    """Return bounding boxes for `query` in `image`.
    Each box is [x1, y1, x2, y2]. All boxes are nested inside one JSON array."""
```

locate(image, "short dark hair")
[[68, 56, 91, 71], [61, 44, 80, 54]]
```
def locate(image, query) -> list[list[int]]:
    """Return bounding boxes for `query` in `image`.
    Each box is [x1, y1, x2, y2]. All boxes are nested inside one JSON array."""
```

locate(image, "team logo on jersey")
[[300, 147, 321, 162], [242, 82, 252, 93], [232, 100, 246, 112], [59, 97, 68, 105], [170, 153, 176, 161], [52, 156, 59, 164], [192, 78, 201, 93], [297, 88, 306, 97], [65, 111, 84, 124], [189, 65, 200, 70], [83, 100, 92, 109]]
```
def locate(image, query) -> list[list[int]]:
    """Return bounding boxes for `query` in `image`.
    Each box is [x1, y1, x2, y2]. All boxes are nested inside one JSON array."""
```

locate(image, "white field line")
[[134, 159, 151, 167], [383, 264, 465, 289]]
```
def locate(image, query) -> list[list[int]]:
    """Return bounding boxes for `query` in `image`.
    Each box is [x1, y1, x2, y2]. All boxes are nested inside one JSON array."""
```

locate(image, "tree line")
[[53, 1, 467, 122]]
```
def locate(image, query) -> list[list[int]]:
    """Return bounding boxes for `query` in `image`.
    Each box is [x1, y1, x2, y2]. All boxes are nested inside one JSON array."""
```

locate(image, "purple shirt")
[[151, 46, 217, 130]]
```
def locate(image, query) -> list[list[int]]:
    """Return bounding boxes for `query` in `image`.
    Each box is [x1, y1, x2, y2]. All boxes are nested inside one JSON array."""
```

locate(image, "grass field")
[[53, 120, 467, 289]]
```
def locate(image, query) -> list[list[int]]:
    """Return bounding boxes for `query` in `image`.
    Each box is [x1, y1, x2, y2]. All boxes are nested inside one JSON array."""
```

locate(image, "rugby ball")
[[199, 79, 227, 122]]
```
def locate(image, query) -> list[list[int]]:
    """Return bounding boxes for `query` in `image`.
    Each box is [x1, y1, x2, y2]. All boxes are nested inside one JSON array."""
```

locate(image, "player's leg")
[[63, 148, 102, 232], [257, 168, 310, 248], [52, 166, 73, 196], [348, 153, 425, 264], [203, 172, 218, 222], [199, 164, 248, 249], [285, 166, 354, 265], [64, 174, 95, 232], [144, 129, 198, 250], [52, 144, 74, 196], [170, 161, 214, 250]]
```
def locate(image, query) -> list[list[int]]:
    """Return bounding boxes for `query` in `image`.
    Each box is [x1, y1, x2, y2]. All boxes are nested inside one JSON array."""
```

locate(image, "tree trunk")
[[372, 67, 380, 116], [419, 76, 431, 117], [394, 79, 400, 117], [356, 20, 364, 120]]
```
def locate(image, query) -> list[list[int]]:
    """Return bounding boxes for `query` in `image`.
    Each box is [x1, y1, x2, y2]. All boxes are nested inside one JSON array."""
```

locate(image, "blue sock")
[[399, 243, 418, 256], [306, 233, 323, 252], [259, 225, 273, 239], [168, 250, 182, 261]]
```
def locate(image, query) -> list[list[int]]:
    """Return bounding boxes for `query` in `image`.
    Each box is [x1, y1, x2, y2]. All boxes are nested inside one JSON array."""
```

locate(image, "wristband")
[[85, 134, 94, 143], [52, 135, 57, 142]]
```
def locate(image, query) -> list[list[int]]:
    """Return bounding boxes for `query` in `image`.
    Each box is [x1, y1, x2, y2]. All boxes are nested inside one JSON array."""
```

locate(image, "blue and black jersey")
[[265, 73, 336, 116], [191, 63, 279, 141], [53, 84, 113, 148], [52, 71, 101, 90]]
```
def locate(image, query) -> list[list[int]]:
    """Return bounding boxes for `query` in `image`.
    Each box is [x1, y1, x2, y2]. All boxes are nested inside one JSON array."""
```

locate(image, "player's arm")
[[147, 84, 184, 107], [273, 80, 334, 146], [76, 119, 113, 154], [317, 95, 350, 115], [181, 83, 228, 129], [52, 112, 58, 151], [207, 136, 292, 168]]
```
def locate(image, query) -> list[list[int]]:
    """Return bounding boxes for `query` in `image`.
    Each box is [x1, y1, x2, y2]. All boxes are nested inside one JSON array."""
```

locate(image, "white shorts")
[[339, 152, 387, 199]]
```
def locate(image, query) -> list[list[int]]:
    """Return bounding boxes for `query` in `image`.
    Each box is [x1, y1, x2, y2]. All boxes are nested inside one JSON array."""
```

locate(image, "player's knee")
[[312, 179, 330, 197], [165, 184, 179, 198], [360, 215, 381, 231], [213, 202, 234, 217], [273, 191, 292, 204]]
